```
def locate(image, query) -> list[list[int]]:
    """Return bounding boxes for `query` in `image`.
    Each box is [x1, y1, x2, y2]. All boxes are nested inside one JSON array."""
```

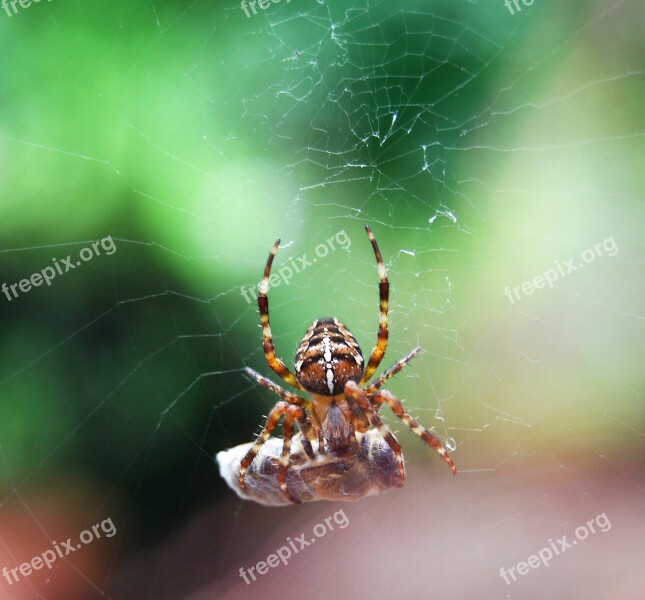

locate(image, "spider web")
[[0, 0, 643, 599]]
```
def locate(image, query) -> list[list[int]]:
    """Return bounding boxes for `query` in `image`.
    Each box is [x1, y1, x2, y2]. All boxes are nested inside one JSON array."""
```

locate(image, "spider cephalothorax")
[[225, 226, 457, 505]]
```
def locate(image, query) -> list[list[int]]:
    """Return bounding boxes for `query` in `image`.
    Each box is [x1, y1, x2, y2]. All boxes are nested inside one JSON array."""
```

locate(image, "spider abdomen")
[[294, 318, 364, 395]]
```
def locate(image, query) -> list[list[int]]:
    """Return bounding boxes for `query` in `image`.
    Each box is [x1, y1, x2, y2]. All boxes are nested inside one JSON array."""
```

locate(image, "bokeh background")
[[0, 1, 642, 599]]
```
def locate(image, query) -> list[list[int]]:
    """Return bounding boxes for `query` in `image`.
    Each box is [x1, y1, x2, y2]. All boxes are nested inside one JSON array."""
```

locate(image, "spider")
[[221, 226, 456, 505]]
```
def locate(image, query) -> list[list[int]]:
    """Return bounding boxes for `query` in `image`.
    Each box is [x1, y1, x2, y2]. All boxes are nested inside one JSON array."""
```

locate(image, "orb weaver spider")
[[217, 226, 456, 506]]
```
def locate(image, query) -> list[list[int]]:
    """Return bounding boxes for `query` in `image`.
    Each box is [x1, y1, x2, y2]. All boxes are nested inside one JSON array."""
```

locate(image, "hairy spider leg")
[[244, 366, 316, 458], [344, 381, 406, 485], [278, 414, 302, 503], [371, 389, 457, 474], [257, 239, 306, 390], [365, 347, 421, 396], [239, 401, 314, 503], [360, 225, 390, 384]]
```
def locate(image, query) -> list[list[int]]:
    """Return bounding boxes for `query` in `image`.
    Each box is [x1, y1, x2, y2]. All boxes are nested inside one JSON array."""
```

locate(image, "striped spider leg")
[[239, 367, 316, 504], [344, 381, 457, 485]]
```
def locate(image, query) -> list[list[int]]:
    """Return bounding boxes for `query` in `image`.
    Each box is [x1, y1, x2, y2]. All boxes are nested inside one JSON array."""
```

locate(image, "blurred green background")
[[0, 0, 642, 598]]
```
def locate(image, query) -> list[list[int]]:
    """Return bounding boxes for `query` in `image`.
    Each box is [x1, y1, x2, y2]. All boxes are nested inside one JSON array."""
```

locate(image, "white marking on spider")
[[323, 335, 332, 363], [326, 368, 335, 394]]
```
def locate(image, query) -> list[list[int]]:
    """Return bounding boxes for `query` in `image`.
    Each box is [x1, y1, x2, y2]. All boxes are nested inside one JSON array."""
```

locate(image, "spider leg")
[[344, 391, 371, 433], [278, 410, 303, 504], [371, 389, 457, 474], [360, 226, 390, 384], [244, 367, 312, 410], [345, 399, 371, 433], [344, 381, 405, 484], [257, 239, 306, 391], [244, 367, 315, 458], [364, 347, 421, 396], [239, 401, 313, 501]]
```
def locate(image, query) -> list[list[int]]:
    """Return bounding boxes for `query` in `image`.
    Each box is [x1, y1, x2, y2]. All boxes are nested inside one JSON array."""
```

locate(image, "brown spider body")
[[294, 317, 364, 396], [218, 226, 457, 506]]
